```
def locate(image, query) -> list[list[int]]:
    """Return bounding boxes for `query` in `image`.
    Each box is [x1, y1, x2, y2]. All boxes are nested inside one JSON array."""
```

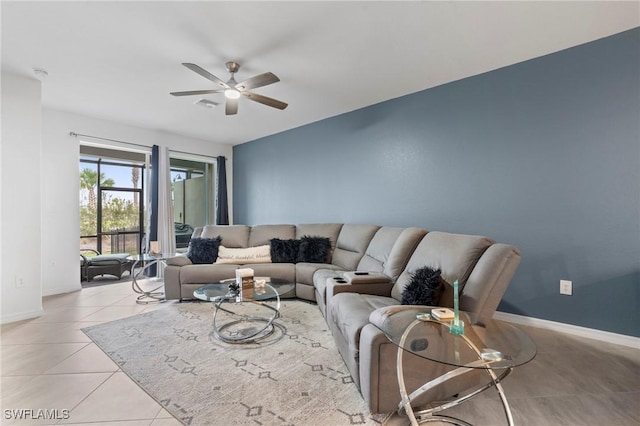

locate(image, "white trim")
[[494, 311, 640, 349], [1, 308, 44, 324], [168, 150, 218, 163], [72, 132, 152, 153]]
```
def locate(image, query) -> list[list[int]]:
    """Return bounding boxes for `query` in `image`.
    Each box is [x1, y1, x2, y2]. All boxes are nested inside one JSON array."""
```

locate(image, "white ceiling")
[[2, 1, 638, 146]]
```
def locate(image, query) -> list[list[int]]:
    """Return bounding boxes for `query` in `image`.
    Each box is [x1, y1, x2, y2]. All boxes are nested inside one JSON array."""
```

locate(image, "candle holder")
[[450, 279, 465, 335]]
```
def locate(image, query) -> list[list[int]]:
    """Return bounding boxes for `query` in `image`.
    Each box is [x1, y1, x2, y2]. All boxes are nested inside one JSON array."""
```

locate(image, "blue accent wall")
[[234, 28, 640, 337]]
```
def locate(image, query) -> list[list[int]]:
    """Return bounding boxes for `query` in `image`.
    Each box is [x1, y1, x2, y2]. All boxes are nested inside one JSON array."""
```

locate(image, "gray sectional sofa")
[[164, 223, 521, 413]]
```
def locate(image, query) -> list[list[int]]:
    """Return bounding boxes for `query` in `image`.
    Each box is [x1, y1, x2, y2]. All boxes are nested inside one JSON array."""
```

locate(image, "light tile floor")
[[2, 278, 639, 425], [1, 279, 181, 426]]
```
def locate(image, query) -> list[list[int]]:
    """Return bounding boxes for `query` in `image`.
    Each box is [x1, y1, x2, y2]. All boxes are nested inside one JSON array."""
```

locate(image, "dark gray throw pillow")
[[187, 236, 222, 264], [270, 238, 300, 263], [297, 235, 331, 263], [401, 267, 445, 306]]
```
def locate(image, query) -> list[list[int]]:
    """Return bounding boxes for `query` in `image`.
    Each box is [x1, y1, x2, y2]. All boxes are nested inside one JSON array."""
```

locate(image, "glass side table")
[[384, 308, 537, 426], [128, 253, 176, 304]]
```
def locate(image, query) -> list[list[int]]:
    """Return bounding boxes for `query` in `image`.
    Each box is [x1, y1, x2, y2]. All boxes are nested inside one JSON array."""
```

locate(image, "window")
[[80, 147, 146, 255]]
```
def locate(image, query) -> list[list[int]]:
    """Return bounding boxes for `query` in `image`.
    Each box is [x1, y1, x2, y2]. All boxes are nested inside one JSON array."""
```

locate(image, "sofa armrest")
[[328, 281, 394, 299], [368, 305, 431, 336], [341, 271, 391, 284], [164, 265, 181, 300], [325, 274, 394, 317], [166, 255, 192, 267], [327, 272, 393, 299]]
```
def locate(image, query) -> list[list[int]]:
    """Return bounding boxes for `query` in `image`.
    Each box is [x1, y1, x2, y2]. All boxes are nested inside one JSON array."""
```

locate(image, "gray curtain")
[[145, 145, 160, 276], [216, 156, 229, 225]]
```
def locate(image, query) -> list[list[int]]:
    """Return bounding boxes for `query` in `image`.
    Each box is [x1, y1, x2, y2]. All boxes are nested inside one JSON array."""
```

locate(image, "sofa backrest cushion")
[[391, 231, 494, 304], [201, 225, 250, 248], [381, 227, 428, 281], [356, 227, 402, 273], [460, 243, 521, 320], [331, 224, 381, 270], [192, 227, 204, 238], [296, 223, 343, 262], [249, 224, 296, 247]]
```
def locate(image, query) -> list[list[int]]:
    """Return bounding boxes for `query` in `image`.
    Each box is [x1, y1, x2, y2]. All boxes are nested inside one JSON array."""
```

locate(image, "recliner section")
[[328, 232, 521, 413]]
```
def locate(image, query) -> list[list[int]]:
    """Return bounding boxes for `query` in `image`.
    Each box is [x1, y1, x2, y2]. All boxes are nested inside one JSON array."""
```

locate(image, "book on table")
[[431, 308, 455, 320]]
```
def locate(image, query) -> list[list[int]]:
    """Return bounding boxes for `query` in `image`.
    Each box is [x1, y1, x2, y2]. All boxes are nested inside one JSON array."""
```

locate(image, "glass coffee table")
[[193, 278, 295, 344], [384, 308, 536, 426]]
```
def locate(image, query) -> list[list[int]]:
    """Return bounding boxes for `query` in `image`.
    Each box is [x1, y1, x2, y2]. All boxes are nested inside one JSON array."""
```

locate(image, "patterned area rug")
[[82, 300, 391, 426]]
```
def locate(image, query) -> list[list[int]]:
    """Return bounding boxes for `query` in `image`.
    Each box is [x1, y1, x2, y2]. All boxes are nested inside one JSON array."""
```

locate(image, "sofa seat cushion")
[[295, 262, 342, 286], [179, 264, 241, 284], [244, 263, 296, 288], [166, 255, 192, 267], [329, 293, 398, 356], [313, 269, 344, 295]]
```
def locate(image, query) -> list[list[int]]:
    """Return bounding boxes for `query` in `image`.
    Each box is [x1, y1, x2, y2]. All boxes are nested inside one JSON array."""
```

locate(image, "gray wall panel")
[[233, 28, 640, 337]]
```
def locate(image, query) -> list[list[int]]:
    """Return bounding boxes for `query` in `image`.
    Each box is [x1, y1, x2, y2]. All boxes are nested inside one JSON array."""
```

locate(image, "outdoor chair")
[[80, 249, 134, 282]]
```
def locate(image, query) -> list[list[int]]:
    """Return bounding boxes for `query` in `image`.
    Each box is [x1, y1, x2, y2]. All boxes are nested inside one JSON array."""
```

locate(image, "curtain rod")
[[70, 132, 150, 149], [170, 148, 227, 159], [71, 132, 227, 159]]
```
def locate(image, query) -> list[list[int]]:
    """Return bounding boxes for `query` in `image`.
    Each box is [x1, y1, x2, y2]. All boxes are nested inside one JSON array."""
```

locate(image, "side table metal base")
[[396, 319, 516, 426], [131, 257, 167, 305]]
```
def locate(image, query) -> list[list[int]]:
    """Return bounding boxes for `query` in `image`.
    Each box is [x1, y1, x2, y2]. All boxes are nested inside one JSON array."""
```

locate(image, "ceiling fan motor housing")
[[225, 61, 240, 74]]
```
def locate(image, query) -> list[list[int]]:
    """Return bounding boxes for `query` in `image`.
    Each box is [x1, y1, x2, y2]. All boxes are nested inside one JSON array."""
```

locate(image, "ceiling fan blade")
[[235, 72, 280, 91], [242, 91, 288, 110], [225, 98, 238, 115], [182, 63, 229, 89], [170, 89, 223, 97]]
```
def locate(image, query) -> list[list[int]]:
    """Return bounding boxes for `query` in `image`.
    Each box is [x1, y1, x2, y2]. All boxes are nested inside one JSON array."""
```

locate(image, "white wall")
[[41, 110, 82, 296], [40, 108, 233, 298], [1, 73, 43, 322], [0, 71, 233, 322]]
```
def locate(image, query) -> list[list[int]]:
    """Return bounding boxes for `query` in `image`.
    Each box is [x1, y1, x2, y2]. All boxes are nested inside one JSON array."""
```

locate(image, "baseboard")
[[42, 284, 81, 297], [1, 307, 43, 325], [493, 311, 640, 349]]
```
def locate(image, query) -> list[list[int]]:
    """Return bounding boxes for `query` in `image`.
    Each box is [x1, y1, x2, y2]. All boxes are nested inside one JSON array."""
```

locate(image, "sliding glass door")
[[170, 156, 216, 248]]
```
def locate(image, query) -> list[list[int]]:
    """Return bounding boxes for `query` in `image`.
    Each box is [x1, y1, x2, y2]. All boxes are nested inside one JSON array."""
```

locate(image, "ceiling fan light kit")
[[170, 61, 288, 115], [224, 89, 241, 100]]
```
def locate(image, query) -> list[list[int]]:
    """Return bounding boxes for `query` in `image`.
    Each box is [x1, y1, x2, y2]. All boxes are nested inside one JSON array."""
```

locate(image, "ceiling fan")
[[170, 61, 288, 115]]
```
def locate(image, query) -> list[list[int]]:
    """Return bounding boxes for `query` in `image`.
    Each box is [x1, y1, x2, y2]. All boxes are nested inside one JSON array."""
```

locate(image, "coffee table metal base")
[[212, 301, 280, 343], [194, 280, 293, 344]]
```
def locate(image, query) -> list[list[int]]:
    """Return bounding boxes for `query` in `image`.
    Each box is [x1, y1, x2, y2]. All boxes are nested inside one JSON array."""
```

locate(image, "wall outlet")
[[560, 280, 572, 295], [15, 276, 24, 288]]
